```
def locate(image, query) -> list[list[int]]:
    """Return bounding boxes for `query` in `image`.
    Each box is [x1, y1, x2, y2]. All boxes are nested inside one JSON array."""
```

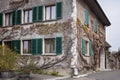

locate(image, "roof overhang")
[[105, 41, 111, 48], [83, 0, 111, 26]]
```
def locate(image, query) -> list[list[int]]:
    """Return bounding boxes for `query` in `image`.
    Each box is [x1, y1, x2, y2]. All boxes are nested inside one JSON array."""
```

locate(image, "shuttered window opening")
[[45, 5, 56, 20], [84, 9, 89, 26], [0, 13, 3, 27], [43, 37, 62, 55], [82, 39, 93, 56], [5, 13, 13, 26], [44, 38, 55, 53], [24, 9, 32, 23], [23, 40, 31, 54]]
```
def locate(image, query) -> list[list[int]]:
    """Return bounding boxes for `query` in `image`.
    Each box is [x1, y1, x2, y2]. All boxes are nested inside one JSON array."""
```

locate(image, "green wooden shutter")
[[0, 13, 3, 27], [82, 39, 86, 55], [89, 41, 92, 56], [0, 41, 2, 45], [56, 2, 62, 19], [32, 7, 37, 22], [31, 39, 37, 55], [11, 40, 21, 54], [84, 9, 89, 25], [31, 39, 42, 55], [94, 19, 98, 32], [37, 39, 42, 54], [38, 6, 43, 21], [12, 11, 16, 25], [16, 10, 21, 25], [56, 37, 62, 55]]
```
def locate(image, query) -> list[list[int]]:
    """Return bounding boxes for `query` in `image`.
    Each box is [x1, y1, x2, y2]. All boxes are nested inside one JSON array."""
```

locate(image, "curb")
[[73, 72, 93, 78], [45, 76, 70, 80]]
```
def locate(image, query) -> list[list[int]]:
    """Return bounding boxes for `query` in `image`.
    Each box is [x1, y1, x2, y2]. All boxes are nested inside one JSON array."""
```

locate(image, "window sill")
[[21, 54, 32, 56], [84, 54, 90, 57], [42, 53, 57, 56]]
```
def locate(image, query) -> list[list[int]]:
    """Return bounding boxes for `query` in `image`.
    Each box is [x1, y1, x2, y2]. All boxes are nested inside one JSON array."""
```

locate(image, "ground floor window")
[[44, 38, 56, 54], [4, 41, 12, 49], [82, 39, 92, 56], [23, 40, 31, 54]]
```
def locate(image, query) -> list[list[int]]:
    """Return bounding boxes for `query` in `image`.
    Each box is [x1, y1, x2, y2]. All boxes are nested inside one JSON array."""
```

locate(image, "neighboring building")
[[0, 0, 111, 76], [105, 41, 111, 69]]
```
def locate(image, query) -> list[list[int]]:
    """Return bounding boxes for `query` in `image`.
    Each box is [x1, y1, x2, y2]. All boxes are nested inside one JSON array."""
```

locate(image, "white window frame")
[[83, 38, 90, 56], [24, 9, 32, 23], [22, 40, 32, 55], [43, 38, 56, 55], [5, 13, 12, 26], [45, 5, 56, 20]]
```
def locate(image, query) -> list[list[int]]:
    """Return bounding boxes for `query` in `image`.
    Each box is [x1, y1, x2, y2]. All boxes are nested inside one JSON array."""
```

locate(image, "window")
[[24, 9, 32, 23], [5, 13, 12, 26], [23, 40, 31, 54], [45, 5, 56, 20], [4, 41, 12, 49], [44, 38, 55, 53], [82, 39, 92, 56], [4, 40, 21, 54]]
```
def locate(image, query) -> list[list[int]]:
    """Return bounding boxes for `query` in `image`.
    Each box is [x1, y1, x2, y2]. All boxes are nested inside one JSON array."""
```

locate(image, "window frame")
[[5, 12, 13, 26], [22, 40, 31, 55], [82, 39, 91, 56], [24, 9, 32, 24], [85, 40, 89, 56], [43, 38, 56, 55], [4, 41, 12, 49], [45, 5, 56, 21]]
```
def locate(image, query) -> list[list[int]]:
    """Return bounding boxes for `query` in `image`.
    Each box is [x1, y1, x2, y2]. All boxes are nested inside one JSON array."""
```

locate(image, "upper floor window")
[[24, 9, 32, 23], [45, 5, 56, 20], [5, 13, 12, 26]]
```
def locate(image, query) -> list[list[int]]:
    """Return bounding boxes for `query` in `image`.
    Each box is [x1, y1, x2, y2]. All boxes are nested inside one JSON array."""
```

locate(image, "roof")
[[105, 41, 111, 48], [83, 0, 111, 26]]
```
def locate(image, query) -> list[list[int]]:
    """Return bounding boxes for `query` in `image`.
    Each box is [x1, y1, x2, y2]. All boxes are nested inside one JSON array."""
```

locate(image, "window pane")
[[23, 40, 31, 54], [46, 7, 50, 20], [29, 10, 32, 23], [10, 14, 12, 25], [4, 41, 11, 49], [51, 6, 56, 19], [45, 38, 55, 53], [24, 11, 28, 23], [5, 14, 9, 26]]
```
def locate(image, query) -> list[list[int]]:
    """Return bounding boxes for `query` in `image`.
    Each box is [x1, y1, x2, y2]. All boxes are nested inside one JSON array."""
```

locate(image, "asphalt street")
[[59, 70, 120, 80]]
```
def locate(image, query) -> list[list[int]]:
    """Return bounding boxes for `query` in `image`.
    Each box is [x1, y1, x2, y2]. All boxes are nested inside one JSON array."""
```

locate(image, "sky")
[[97, 0, 120, 51]]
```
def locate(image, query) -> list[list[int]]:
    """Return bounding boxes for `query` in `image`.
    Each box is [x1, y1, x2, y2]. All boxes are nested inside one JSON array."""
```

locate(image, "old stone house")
[[0, 0, 110, 76]]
